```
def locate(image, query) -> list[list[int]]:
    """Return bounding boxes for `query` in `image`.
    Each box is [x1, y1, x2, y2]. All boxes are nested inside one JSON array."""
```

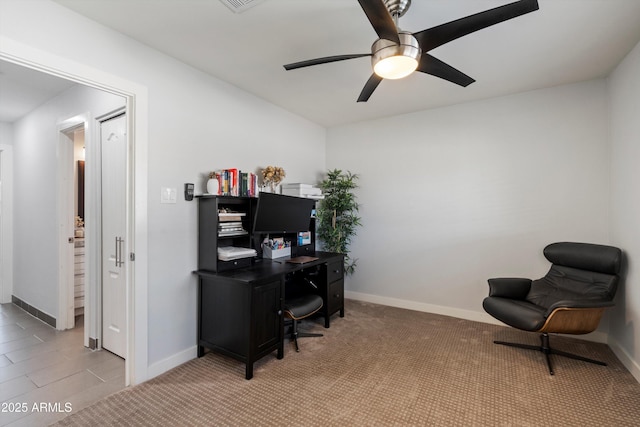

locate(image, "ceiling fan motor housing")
[[371, 31, 421, 79], [383, 0, 411, 18]]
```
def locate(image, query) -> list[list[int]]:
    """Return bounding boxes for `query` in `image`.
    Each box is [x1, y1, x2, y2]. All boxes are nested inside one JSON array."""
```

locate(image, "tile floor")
[[0, 303, 125, 426]]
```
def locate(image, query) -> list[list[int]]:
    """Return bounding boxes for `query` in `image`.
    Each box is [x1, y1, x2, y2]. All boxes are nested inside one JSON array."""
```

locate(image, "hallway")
[[0, 303, 125, 426]]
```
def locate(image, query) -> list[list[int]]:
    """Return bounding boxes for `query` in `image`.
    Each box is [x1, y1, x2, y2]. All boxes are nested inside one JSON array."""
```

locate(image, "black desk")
[[195, 251, 345, 379]]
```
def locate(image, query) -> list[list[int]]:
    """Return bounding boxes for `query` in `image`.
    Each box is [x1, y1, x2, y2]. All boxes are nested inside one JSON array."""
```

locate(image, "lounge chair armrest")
[[487, 278, 532, 299]]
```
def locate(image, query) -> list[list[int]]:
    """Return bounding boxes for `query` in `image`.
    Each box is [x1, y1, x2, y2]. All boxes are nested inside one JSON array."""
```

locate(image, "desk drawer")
[[326, 260, 343, 283], [217, 257, 251, 272], [327, 279, 344, 316]]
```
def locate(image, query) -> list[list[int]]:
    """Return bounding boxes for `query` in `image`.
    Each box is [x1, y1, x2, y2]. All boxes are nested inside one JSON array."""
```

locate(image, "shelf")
[[218, 230, 249, 237]]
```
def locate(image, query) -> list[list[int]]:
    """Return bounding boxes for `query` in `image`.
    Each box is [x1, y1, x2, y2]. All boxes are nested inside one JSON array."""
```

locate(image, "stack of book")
[[211, 169, 259, 197], [280, 183, 324, 199], [218, 222, 247, 237], [217, 246, 257, 261], [218, 210, 247, 237]]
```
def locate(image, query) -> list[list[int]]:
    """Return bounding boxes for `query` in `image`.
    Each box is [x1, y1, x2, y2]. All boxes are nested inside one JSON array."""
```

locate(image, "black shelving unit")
[[197, 195, 256, 272]]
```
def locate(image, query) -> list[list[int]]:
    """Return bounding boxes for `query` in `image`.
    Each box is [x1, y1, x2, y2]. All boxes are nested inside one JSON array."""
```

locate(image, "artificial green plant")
[[316, 169, 361, 275]]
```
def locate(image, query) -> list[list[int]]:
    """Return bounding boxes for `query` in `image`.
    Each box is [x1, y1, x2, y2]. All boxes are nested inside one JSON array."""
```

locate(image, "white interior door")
[[58, 126, 77, 330], [101, 113, 127, 358]]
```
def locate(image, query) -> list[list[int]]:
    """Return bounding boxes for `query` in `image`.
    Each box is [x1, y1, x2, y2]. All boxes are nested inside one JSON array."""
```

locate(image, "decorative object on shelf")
[[74, 216, 85, 238], [316, 169, 361, 275], [207, 172, 220, 195], [261, 165, 285, 193]]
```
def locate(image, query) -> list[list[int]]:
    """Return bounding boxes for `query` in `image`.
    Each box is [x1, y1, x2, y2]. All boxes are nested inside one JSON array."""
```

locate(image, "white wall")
[[608, 39, 640, 380], [327, 80, 611, 324], [12, 84, 124, 316], [0, 122, 14, 304], [143, 57, 326, 368], [0, 0, 326, 377], [0, 122, 13, 145]]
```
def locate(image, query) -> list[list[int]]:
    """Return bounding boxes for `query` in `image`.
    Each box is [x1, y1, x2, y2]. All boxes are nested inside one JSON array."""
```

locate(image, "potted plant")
[[316, 169, 361, 274]]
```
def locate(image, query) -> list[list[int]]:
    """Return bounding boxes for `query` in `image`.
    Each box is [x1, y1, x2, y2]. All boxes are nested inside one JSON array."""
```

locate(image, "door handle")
[[115, 237, 125, 267]]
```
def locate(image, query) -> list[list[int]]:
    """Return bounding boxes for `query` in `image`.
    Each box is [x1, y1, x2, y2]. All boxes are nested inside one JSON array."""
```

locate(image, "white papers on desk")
[[217, 246, 257, 261]]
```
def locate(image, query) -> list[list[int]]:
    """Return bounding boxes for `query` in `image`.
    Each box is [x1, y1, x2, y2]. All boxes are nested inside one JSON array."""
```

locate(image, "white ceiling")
[[0, 60, 76, 123], [4, 1, 640, 127]]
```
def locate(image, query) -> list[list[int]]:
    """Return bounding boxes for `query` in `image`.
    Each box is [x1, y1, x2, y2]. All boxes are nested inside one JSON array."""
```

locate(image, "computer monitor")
[[252, 192, 315, 234]]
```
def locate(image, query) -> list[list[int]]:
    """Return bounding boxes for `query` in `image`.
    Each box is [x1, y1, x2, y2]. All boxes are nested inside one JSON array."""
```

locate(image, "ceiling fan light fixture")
[[374, 55, 418, 80], [371, 31, 421, 80]]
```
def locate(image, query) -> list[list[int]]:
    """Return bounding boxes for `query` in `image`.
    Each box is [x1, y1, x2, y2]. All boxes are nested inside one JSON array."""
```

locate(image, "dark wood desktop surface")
[[196, 251, 341, 283]]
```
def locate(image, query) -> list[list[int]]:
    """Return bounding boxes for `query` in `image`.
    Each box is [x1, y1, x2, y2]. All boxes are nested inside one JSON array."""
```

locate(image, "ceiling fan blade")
[[357, 74, 383, 102], [284, 54, 371, 71], [414, 0, 539, 52], [417, 54, 475, 87], [357, 0, 400, 44]]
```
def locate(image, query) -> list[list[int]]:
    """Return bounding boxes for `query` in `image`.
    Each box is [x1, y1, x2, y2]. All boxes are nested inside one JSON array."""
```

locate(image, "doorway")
[[58, 122, 88, 335], [0, 44, 149, 384]]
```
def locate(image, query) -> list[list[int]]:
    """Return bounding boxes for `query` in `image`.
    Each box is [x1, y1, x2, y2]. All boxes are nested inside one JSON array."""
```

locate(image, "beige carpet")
[[55, 300, 640, 426]]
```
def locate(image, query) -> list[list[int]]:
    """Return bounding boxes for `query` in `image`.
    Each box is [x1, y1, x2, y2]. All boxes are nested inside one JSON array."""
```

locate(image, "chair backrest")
[[526, 242, 622, 309]]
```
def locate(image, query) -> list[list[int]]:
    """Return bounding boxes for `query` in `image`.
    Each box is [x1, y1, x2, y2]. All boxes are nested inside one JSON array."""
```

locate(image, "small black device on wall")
[[184, 183, 194, 201]]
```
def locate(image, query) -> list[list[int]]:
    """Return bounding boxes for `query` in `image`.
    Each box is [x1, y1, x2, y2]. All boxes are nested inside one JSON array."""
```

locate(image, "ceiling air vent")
[[219, 0, 265, 13]]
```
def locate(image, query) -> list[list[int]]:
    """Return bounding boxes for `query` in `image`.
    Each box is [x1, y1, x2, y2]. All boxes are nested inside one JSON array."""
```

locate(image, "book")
[[217, 246, 256, 261], [241, 172, 248, 197], [286, 256, 319, 264], [218, 221, 243, 227], [219, 211, 246, 222], [218, 230, 248, 237], [218, 226, 244, 232]]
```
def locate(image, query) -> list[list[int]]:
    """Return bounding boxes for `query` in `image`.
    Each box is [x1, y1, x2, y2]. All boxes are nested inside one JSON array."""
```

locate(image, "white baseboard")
[[147, 345, 198, 380], [345, 290, 503, 326], [609, 337, 640, 383], [345, 291, 609, 345]]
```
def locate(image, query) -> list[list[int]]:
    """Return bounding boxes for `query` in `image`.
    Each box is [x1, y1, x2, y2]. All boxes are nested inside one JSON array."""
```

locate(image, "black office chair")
[[284, 294, 323, 352], [283, 271, 324, 352], [483, 242, 622, 375]]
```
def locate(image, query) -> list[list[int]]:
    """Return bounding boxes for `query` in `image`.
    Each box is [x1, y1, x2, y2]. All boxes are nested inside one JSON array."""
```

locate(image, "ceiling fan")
[[283, 0, 539, 102]]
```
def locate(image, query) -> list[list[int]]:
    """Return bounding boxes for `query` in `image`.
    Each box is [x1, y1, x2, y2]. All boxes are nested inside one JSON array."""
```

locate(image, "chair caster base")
[[286, 322, 323, 352], [494, 333, 606, 375]]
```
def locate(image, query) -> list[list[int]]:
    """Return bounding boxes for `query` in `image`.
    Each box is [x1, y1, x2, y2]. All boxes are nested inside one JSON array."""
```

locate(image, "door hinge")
[[129, 252, 135, 262]]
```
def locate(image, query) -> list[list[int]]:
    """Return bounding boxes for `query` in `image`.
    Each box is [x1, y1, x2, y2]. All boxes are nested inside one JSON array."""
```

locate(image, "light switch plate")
[[161, 187, 177, 204]]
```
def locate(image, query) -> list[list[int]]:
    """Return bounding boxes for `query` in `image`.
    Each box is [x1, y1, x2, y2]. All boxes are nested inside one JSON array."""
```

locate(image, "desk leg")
[[340, 307, 345, 317], [197, 346, 204, 358], [245, 364, 253, 380], [324, 315, 330, 328]]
